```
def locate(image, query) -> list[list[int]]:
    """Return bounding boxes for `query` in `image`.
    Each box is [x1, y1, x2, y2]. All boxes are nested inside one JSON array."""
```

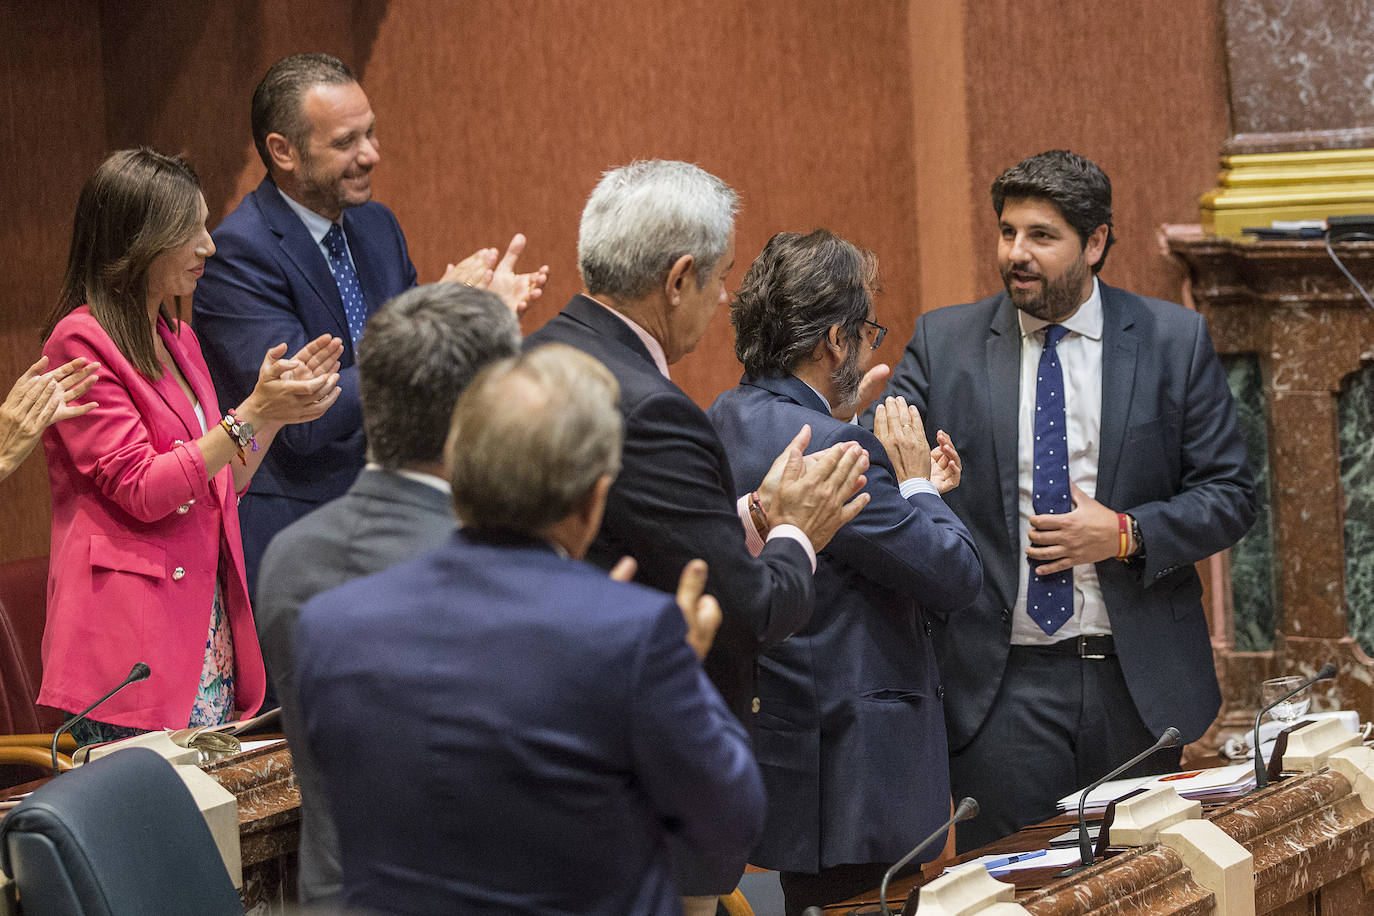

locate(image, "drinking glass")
[[1262, 675, 1311, 725]]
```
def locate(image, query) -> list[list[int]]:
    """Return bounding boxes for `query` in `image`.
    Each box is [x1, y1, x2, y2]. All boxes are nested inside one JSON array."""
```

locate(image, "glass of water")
[[1262, 675, 1311, 725]]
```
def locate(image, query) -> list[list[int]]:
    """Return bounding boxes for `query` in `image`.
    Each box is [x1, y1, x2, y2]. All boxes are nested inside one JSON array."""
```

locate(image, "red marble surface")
[[1168, 234, 1374, 745], [200, 742, 299, 911]]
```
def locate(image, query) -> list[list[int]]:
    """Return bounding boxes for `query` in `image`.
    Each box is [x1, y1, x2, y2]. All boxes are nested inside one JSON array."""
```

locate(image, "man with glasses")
[[707, 230, 982, 914]]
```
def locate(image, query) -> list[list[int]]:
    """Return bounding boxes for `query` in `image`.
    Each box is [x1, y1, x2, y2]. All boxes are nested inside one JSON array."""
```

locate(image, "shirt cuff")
[[900, 477, 940, 499], [766, 524, 817, 573], [738, 494, 766, 557]]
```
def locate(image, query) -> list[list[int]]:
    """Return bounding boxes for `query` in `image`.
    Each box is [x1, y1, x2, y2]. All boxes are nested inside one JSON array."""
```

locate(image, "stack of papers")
[[943, 847, 1083, 876], [1056, 763, 1256, 816]]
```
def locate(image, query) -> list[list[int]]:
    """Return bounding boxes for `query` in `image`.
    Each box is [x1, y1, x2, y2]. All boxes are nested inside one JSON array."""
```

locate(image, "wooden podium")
[[836, 765, 1374, 914], [199, 742, 300, 911]]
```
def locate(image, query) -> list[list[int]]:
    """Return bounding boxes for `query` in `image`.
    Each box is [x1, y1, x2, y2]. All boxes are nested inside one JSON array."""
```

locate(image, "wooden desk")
[[833, 767, 1374, 914], [200, 742, 300, 912]]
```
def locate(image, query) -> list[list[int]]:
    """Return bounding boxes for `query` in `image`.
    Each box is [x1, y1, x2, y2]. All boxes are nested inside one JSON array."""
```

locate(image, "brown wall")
[[0, 0, 1231, 562]]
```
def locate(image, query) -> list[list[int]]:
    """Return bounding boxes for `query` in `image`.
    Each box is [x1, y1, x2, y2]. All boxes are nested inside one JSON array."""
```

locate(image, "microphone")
[[1068, 726, 1180, 871], [1253, 662, 1336, 791], [51, 662, 151, 776], [875, 796, 978, 916]]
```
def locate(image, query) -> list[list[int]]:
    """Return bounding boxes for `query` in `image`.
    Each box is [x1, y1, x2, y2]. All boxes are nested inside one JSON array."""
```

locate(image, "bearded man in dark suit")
[[872, 150, 1257, 849], [709, 229, 981, 913]]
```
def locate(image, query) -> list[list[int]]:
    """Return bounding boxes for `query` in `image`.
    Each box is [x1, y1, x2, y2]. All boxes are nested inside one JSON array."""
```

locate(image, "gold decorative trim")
[[1200, 148, 1374, 235]]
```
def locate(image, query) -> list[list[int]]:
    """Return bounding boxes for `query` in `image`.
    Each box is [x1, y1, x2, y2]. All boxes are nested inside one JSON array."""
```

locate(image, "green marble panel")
[[1224, 355, 1274, 651], [1340, 365, 1374, 657]]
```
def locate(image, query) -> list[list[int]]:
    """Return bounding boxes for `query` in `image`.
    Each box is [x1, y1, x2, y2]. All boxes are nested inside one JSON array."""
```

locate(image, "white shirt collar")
[[1017, 276, 1104, 342], [277, 185, 338, 245], [364, 462, 452, 495]]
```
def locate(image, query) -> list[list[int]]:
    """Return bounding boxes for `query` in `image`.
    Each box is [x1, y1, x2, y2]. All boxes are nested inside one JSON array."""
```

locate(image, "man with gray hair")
[[295, 343, 762, 915], [255, 282, 521, 907], [526, 160, 870, 910]]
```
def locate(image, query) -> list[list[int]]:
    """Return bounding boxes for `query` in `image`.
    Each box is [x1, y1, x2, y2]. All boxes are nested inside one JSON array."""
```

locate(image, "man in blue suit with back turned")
[[872, 150, 1257, 850], [193, 52, 546, 595], [708, 230, 981, 914], [296, 343, 763, 916]]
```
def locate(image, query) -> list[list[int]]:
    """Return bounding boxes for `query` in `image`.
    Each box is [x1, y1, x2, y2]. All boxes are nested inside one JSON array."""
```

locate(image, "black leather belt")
[[1023, 635, 1116, 659]]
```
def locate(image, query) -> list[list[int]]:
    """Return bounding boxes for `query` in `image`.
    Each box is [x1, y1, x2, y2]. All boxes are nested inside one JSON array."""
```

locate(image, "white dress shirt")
[[1011, 277, 1112, 644]]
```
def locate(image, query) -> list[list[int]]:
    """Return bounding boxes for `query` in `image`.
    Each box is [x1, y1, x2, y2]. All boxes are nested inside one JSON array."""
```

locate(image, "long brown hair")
[[42, 148, 203, 378]]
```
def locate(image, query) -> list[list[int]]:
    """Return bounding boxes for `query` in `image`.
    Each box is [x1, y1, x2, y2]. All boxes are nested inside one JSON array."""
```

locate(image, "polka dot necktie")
[[323, 223, 367, 348], [1028, 324, 1073, 635]]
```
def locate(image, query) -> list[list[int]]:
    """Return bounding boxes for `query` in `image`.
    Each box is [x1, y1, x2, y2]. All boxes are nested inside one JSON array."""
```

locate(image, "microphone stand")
[[51, 662, 152, 776], [876, 796, 979, 916], [1252, 662, 1337, 791], [1062, 726, 1180, 875]]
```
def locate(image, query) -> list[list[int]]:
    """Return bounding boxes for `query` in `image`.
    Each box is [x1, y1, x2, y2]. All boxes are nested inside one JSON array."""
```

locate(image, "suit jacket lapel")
[[152, 318, 210, 439], [1096, 283, 1138, 504], [987, 296, 1022, 549], [256, 178, 351, 342]]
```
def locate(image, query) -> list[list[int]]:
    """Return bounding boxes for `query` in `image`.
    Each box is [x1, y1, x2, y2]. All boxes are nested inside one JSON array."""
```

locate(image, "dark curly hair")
[[991, 149, 1115, 273], [731, 230, 877, 378]]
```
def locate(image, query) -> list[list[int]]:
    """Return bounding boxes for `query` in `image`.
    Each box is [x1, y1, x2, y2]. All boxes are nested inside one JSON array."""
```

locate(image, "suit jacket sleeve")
[[612, 390, 814, 656], [629, 600, 764, 886], [193, 217, 365, 460], [43, 316, 215, 523], [817, 423, 981, 615], [1127, 312, 1257, 584]]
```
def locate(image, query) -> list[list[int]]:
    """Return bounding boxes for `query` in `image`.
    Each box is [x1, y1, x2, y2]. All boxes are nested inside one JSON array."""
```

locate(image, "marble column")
[[1221, 0, 1374, 154], [1168, 232, 1374, 726]]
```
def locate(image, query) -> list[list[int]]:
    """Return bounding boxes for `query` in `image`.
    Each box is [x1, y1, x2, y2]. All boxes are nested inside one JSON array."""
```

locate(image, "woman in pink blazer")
[[39, 149, 344, 744]]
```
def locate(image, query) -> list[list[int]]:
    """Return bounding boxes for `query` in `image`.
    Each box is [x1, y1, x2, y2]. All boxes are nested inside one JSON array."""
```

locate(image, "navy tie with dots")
[[1028, 324, 1073, 635], [323, 224, 367, 348]]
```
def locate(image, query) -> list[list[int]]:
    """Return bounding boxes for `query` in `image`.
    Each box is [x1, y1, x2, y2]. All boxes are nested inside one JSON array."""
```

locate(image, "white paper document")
[[1057, 762, 1256, 815], [942, 847, 1083, 876]]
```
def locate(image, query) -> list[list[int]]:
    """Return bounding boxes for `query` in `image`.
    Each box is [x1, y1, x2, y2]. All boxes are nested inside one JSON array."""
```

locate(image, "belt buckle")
[[1078, 636, 1106, 660]]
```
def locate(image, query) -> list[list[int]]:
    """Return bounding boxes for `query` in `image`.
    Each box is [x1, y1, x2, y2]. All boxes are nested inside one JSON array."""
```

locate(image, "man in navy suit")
[[708, 230, 982, 914], [873, 150, 1257, 849], [526, 160, 871, 914], [296, 343, 761, 916], [255, 283, 521, 907], [193, 52, 546, 593]]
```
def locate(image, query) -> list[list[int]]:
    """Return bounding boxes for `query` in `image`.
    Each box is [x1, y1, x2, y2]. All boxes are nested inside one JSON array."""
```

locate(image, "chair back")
[[0, 747, 242, 916], [0, 556, 62, 733]]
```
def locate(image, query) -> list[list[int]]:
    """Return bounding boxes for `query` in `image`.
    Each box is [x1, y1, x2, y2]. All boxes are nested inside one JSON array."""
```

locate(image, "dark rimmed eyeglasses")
[[863, 319, 888, 350]]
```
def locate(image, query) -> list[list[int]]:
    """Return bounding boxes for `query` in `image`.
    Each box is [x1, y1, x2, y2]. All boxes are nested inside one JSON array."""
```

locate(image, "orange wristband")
[[1116, 512, 1130, 559]]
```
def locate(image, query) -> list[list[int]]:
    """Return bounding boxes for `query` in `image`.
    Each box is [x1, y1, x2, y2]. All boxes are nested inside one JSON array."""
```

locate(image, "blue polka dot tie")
[[323, 223, 367, 348], [1028, 324, 1073, 635]]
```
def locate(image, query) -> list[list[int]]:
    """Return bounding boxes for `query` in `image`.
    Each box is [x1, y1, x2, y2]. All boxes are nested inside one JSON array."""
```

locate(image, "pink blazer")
[[39, 307, 265, 729]]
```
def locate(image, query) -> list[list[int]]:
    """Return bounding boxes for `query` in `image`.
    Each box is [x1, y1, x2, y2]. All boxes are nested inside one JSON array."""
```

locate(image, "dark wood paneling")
[[961, 0, 1230, 306], [0, 0, 1235, 562], [0, 2, 107, 562], [363, 0, 922, 406]]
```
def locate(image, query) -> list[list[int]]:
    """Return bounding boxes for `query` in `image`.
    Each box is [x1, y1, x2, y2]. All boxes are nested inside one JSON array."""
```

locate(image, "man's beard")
[[831, 341, 863, 411], [297, 153, 370, 215], [1002, 252, 1089, 322]]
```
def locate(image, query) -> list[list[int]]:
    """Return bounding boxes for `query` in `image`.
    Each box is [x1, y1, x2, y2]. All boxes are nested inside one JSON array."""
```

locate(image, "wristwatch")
[[1128, 514, 1145, 558]]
